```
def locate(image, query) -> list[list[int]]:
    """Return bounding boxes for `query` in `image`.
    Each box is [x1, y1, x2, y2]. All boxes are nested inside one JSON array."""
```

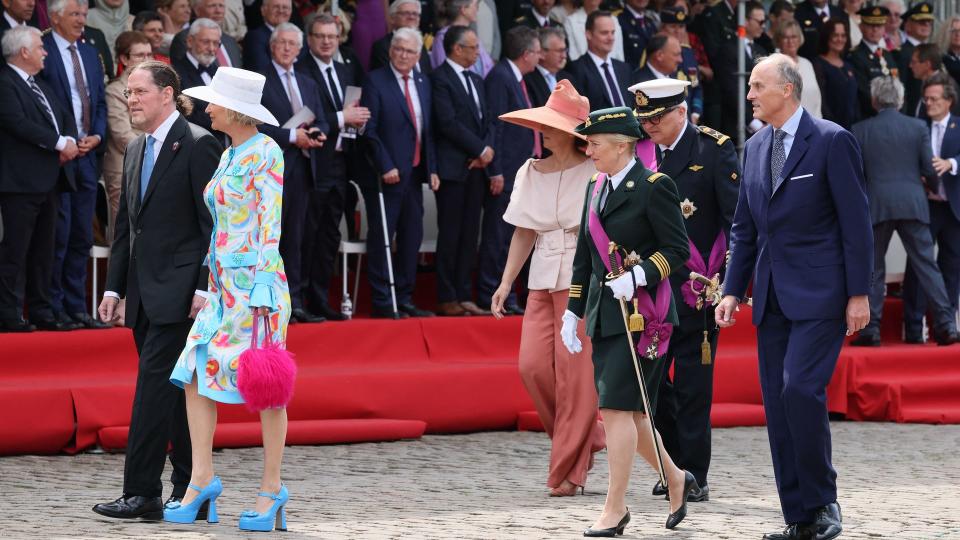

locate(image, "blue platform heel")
[[238, 484, 288, 532], [163, 476, 222, 524]]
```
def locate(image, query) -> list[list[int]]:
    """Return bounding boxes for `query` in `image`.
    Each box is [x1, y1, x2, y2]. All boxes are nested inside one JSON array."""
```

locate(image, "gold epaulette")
[[590, 173, 599, 183], [698, 125, 730, 146], [423, 33, 434, 51], [647, 172, 665, 184], [42, 27, 52, 35], [612, 8, 624, 16]]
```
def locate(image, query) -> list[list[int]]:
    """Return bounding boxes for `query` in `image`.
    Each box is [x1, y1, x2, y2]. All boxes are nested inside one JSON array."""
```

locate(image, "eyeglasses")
[[638, 107, 679, 126], [457, 42, 480, 50], [273, 39, 300, 48], [396, 10, 420, 17], [194, 38, 221, 48], [749, 17, 766, 24], [309, 32, 339, 41], [923, 95, 945, 103], [122, 87, 156, 99], [544, 47, 567, 54], [391, 46, 420, 57]]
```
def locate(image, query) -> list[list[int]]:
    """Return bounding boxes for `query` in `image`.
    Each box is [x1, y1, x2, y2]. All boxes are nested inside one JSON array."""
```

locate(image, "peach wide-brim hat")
[[499, 79, 590, 140]]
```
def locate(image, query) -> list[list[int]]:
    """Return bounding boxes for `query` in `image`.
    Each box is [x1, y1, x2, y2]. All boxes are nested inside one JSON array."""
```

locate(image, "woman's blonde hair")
[[224, 108, 261, 126]]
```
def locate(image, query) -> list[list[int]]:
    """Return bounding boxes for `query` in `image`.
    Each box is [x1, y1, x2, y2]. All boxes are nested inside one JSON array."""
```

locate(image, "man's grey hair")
[[48, 0, 79, 16], [881, 0, 905, 13], [758, 53, 803, 102], [871, 76, 904, 109], [2, 25, 40, 60], [189, 17, 222, 37], [389, 0, 420, 16], [270, 22, 303, 46], [538, 26, 566, 49], [391, 26, 423, 51]]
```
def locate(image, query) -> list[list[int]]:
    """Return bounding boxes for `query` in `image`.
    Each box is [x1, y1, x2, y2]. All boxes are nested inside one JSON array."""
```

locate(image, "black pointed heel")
[[665, 471, 698, 529], [584, 509, 630, 537]]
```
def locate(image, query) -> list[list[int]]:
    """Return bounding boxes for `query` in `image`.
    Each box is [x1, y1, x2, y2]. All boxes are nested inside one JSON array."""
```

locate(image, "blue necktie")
[[601, 62, 623, 107], [140, 135, 155, 201]]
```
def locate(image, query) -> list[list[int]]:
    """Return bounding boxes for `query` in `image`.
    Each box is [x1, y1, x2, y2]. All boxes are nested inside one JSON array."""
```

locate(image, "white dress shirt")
[[311, 53, 346, 129], [391, 64, 422, 143], [931, 115, 958, 200], [273, 61, 304, 144], [600, 157, 637, 209], [52, 30, 90, 138], [8, 64, 70, 150], [775, 105, 805, 160], [659, 122, 688, 155], [446, 58, 482, 117], [587, 50, 623, 107]]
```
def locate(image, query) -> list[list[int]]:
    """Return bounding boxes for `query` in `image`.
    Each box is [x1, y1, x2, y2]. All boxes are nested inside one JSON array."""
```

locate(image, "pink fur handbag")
[[237, 314, 297, 412]]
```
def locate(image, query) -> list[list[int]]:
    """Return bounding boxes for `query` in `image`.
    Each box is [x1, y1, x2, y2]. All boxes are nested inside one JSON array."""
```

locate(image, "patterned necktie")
[[67, 44, 91, 135], [28, 76, 57, 129], [140, 135, 156, 202], [601, 62, 623, 107], [771, 129, 787, 192], [403, 75, 421, 167], [285, 71, 302, 113]]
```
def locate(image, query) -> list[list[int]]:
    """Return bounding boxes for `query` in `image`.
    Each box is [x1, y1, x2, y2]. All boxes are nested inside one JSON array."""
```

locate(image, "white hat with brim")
[[182, 67, 279, 127]]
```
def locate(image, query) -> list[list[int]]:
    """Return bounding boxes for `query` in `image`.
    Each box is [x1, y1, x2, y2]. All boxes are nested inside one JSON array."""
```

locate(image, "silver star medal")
[[680, 198, 697, 219]]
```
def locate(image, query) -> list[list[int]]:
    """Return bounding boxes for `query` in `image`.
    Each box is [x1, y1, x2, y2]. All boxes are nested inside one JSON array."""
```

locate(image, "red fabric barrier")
[[0, 387, 75, 455]]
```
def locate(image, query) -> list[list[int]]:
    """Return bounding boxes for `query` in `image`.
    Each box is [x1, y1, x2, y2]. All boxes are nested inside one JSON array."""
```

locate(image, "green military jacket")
[[567, 160, 690, 339]]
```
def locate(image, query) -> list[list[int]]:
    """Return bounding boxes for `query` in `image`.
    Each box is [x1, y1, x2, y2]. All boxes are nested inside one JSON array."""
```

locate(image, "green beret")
[[574, 106, 643, 138]]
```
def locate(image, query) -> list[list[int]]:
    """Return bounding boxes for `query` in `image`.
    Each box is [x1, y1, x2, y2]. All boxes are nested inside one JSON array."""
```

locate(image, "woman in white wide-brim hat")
[[165, 67, 293, 533]]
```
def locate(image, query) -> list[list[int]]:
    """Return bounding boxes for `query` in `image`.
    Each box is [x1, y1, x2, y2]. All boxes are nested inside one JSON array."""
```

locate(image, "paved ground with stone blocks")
[[2, 422, 959, 539]]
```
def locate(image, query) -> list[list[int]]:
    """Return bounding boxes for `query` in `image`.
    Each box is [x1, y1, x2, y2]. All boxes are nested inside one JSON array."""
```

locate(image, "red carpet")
[[1, 297, 957, 456]]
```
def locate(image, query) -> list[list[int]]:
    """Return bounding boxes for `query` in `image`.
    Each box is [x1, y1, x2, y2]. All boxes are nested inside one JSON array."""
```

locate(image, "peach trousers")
[[519, 289, 606, 489]]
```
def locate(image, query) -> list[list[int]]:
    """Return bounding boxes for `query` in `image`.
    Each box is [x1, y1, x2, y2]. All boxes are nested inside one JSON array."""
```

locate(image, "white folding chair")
[[419, 183, 438, 258], [339, 181, 368, 309], [90, 178, 113, 316]]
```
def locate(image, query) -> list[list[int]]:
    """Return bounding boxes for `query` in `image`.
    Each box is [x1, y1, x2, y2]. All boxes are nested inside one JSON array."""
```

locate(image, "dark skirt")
[[592, 333, 666, 412]]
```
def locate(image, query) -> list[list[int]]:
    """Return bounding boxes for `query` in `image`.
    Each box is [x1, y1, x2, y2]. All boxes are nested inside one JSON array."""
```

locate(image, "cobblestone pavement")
[[2, 422, 959, 539]]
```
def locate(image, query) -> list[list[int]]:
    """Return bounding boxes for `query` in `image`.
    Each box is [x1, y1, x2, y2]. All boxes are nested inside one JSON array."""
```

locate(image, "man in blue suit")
[[361, 27, 438, 319], [41, 0, 108, 329], [242, 0, 290, 74], [716, 54, 873, 540], [903, 72, 960, 344], [431, 25, 495, 317], [259, 23, 328, 324], [566, 11, 632, 112], [477, 26, 540, 315]]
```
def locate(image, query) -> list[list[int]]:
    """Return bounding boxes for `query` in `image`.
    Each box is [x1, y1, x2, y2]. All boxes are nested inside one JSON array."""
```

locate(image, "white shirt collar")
[[185, 51, 203, 69], [906, 35, 922, 46], [3, 11, 24, 27], [648, 62, 669, 79], [148, 109, 180, 143], [608, 158, 637, 189], [311, 52, 334, 71], [51, 30, 75, 51], [933, 114, 951, 130], [532, 10, 549, 26], [537, 64, 554, 77], [506, 59, 523, 82], [7, 63, 30, 81], [659, 121, 688, 153], [446, 57, 468, 75], [390, 64, 414, 81], [863, 39, 880, 53], [272, 59, 295, 78], [777, 105, 804, 136], [587, 50, 611, 68]]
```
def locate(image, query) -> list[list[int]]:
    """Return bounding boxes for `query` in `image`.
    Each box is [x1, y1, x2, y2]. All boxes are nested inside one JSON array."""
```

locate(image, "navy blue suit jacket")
[[431, 61, 494, 181], [361, 66, 437, 187], [258, 67, 329, 189], [938, 113, 960, 221], [566, 53, 632, 112], [484, 59, 534, 189], [724, 109, 873, 324], [242, 25, 272, 74], [40, 32, 106, 143]]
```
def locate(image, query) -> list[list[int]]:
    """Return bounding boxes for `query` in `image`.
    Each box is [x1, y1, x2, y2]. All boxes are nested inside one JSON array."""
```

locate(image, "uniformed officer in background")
[[628, 78, 740, 503], [850, 6, 901, 119], [618, 0, 660, 68]]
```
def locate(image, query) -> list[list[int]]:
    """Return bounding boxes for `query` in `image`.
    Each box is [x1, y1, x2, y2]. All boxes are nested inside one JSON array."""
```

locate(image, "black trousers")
[[476, 186, 515, 307], [655, 313, 718, 487], [279, 153, 311, 310], [0, 191, 58, 322], [435, 170, 484, 303], [903, 201, 960, 337], [303, 174, 347, 310], [123, 301, 193, 498], [363, 173, 424, 309]]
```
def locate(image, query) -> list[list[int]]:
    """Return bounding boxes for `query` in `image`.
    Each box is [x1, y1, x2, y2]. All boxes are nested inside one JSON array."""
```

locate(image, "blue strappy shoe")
[[238, 484, 289, 532], [163, 476, 222, 524]]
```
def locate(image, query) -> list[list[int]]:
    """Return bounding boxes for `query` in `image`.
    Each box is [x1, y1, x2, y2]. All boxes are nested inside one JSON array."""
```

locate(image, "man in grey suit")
[[850, 76, 960, 346]]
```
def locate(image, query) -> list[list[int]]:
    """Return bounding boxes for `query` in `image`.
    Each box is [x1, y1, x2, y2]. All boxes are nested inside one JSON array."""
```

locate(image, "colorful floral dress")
[[170, 133, 291, 404]]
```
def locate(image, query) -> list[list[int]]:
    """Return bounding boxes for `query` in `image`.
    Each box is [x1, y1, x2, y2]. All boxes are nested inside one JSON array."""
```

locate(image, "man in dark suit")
[[524, 26, 572, 108], [41, 0, 108, 330], [478, 26, 541, 315], [632, 34, 682, 87], [242, 0, 290, 74], [0, 25, 79, 332], [259, 22, 328, 324], [717, 55, 874, 540], [850, 7, 901, 119], [903, 73, 960, 345], [715, 1, 767, 138], [297, 13, 369, 321], [897, 2, 935, 121], [431, 25, 494, 317], [168, 0, 242, 68], [657, 7, 705, 124], [514, 0, 561, 30], [631, 78, 740, 503], [171, 18, 224, 137], [361, 27, 438, 318], [850, 76, 957, 346], [618, 0, 658, 68], [93, 60, 221, 520], [567, 11, 632, 111], [369, 0, 430, 74], [793, 0, 841, 60], [903, 43, 940, 118]]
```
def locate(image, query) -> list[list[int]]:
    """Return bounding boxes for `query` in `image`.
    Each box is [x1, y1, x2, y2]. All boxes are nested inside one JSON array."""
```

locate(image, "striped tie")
[[68, 44, 91, 135], [28, 76, 57, 129]]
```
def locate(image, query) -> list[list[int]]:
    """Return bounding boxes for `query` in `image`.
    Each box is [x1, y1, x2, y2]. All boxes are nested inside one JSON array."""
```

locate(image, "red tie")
[[403, 75, 421, 167], [215, 46, 230, 68], [519, 79, 542, 158]]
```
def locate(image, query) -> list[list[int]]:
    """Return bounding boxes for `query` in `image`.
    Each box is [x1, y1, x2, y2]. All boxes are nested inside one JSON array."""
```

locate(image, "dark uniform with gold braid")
[[627, 79, 742, 501], [566, 108, 690, 412], [848, 6, 901, 120]]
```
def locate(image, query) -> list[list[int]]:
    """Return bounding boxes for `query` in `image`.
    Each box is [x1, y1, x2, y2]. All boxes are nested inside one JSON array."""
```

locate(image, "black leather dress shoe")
[[503, 304, 525, 316], [313, 302, 347, 321], [71, 312, 110, 329], [935, 329, 959, 346], [291, 308, 326, 323], [164, 495, 208, 520], [809, 502, 842, 540], [92, 495, 163, 520], [0, 318, 36, 332], [371, 308, 409, 319], [652, 480, 667, 497], [665, 471, 698, 529], [904, 336, 925, 344], [583, 509, 630, 537], [399, 303, 435, 317], [763, 524, 814, 540], [33, 318, 76, 331], [849, 334, 880, 347]]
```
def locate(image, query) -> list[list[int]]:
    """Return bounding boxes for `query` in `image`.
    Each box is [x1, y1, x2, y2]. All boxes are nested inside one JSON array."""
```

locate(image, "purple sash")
[[635, 139, 658, 171], [682, 231, 727, 309], [587, 173, 673, 358]]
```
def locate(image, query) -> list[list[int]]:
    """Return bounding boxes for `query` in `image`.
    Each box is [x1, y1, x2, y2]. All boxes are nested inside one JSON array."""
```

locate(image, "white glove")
[[560, 310, 582, 354], [606, 266, 647, 301]]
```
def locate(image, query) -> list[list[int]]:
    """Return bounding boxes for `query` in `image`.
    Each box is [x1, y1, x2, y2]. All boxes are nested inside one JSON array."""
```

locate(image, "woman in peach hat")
[[491, 80, 606, 497]]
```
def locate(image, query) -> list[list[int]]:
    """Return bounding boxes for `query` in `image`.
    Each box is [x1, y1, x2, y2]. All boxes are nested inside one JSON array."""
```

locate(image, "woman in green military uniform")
[[560, 106, 699, 536]]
